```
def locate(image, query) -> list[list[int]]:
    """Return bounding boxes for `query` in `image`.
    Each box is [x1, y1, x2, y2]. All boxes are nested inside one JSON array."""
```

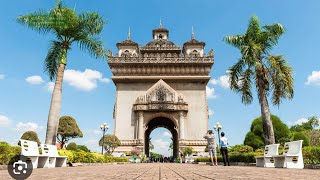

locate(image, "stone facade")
[[108, 24, 214, 157]]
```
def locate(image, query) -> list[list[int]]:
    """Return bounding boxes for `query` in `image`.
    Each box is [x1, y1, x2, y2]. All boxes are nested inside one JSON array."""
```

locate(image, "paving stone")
[[1, 163, 319, 180]]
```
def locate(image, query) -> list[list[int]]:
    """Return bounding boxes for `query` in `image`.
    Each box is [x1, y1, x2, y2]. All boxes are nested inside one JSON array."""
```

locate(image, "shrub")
[[229, 145, 253, 153], [293, 132, 310, 147], [229, 152, 256, 163], [57, 149, 128, 163], [303, 146, 320, 164], [77, 145, 90, 152], [58, 149, 74, 163], [244, 132, 264, 150], [0, 142, 21, 165], [244, 115, 291, 148], [66, 142, 77, 151]]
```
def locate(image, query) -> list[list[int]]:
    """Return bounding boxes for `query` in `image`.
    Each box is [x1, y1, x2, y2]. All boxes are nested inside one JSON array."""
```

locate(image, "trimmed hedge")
[[0, 142, 128, 165], [58, 149, 128, 163], [0, 142, 21, 165], [195, 146, 320, 165]]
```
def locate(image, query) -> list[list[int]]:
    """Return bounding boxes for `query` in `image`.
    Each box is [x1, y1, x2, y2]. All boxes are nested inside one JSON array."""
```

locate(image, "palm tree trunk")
[[257, 78, 275, 145], [45, 63, 65, 145]]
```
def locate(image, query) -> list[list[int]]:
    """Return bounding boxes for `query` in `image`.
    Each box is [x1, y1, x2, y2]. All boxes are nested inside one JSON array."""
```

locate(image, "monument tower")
[[108, 23, 214, 158]]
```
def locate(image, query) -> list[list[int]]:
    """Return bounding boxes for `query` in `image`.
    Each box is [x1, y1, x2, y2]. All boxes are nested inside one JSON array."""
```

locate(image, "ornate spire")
[[160, 17, 163, 28], [127, 27, 131, 40], [191, 26, 195, 40]]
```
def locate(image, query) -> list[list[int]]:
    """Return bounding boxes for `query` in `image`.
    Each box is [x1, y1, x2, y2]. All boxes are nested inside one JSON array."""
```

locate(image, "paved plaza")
[[1, 163, 320, 180]]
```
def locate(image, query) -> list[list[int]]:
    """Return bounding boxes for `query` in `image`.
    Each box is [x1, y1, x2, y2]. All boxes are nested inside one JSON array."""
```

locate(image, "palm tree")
[[224, 16, 294, 145], [17, 0, 106, 145]]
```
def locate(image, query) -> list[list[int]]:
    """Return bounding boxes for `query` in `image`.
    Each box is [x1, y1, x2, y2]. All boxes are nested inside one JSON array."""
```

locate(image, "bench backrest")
[[264, 144, 279, 156], [20, 139, 40, 156], [40, 144, 59, 156], [283, 140, 303, 155]]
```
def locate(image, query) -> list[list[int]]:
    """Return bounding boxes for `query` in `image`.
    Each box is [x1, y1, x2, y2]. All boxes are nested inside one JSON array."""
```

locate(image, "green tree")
[[77, 145, 90, 152], [57, 116, 83, 149], [290, 116, 319, 132], [224, 16, 294, 145], [17, 0, 106, 145], [99, 134, 121, 155], [182, 147, 193, 156], [244, 132, 264, 150], [244, 115, 291, 149], [66, 142, 77, 151], [18, 131, 41, 146], [305, 130, 320, 146], [292, 132, 310, 147]]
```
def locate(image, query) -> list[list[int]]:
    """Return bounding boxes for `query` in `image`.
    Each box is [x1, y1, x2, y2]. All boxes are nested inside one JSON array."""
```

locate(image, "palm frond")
[[79, 12, 105, 36], [245, 16, 261, 40], [267, 55, 294, 105], [261, 23, 286, 53], [223, 35, 245, 49], [44, 41, 64, 81], [229, 59, 245, 91], [17, 10, 52, 34], [77, 37, 106, 59], [240, 68, 254, 104]]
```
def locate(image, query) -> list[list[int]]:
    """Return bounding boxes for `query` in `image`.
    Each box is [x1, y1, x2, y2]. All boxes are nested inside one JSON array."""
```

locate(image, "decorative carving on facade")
[[108, 57, 213, 63], [208, 49, 214, 57], [179, 140, 207, 146], [120, 140, 143, 146], [134, 80, 188, 112], [108, 50, 113, 57]]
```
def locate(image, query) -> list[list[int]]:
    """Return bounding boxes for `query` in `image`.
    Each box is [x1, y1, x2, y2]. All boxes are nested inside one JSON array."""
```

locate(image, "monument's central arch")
[[144, 117, 178, 158], [108, 23, 214, 157]]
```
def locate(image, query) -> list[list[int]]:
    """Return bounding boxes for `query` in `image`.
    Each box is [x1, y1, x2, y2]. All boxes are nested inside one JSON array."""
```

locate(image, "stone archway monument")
[[108, 23, 214, 157]]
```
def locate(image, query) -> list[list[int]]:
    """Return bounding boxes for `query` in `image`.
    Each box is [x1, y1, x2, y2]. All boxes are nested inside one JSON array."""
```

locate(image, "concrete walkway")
[[1, 163, 319, 180]]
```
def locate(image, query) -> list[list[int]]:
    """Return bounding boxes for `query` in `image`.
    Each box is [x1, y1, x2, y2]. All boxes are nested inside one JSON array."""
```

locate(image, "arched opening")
[[145, 117, 178, 159]]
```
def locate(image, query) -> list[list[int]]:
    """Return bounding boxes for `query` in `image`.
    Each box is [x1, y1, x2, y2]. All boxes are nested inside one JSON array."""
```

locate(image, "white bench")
[[272, 140, 304, 169], [40, 144, 67, 167], [255, 144, 280, 167], [20, 139, 49, 169]]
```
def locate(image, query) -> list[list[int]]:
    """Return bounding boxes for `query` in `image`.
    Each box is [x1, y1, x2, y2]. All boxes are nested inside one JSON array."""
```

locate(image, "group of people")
[[203, 130, 230, 166], [150, 156, 173, 163]]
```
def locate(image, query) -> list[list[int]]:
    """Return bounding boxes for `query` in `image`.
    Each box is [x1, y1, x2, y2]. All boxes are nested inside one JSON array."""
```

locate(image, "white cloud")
[[162, 132, 172, 138], [295, 118, 308, 125], [210, 75, 230, 89], [47, 82, 54, 92], [25, 75, 45, 85], [0, 115, 11, 126], [93, 130, 101, 135], [100, 78, 111, 84], [64, 69, 110, 91], [206, 86, 217, 99], [305, 71, 320, 86], [0, 74, 5, 80], [152, 139, 171, 156], [15, 122, 43, 133], [208, 109, 214, 117]]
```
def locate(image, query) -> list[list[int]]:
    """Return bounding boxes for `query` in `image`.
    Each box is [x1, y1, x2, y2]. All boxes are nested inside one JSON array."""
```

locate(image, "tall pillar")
[[138, 111, 144, 140], [179, 111, 185, 139]]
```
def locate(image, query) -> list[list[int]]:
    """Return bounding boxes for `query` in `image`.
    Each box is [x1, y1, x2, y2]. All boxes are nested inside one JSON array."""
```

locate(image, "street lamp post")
[[213, 122, 222, 146], [100, 123, 109, 155]]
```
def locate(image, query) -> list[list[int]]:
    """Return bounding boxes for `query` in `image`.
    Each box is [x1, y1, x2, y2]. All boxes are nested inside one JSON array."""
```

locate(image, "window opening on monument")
[[159, 34, 163, 39]]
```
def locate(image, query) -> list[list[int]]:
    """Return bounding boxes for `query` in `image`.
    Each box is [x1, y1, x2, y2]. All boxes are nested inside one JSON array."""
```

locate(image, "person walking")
[[203, 130, 218, 166], [220, 132, 230, 166]]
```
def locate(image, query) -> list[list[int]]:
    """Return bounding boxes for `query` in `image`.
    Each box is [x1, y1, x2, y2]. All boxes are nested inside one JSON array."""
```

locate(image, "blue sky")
[[0, 0, 320, 156]]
